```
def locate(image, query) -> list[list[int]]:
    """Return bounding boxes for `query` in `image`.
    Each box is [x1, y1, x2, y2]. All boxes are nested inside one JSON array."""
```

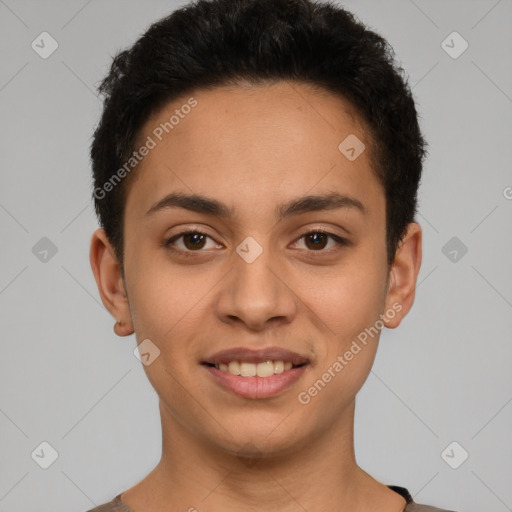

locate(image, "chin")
[[209, 421, 309, 461]]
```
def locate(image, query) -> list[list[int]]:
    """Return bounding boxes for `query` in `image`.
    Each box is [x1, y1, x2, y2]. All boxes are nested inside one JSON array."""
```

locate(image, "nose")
[[214, 242, 297, 332]]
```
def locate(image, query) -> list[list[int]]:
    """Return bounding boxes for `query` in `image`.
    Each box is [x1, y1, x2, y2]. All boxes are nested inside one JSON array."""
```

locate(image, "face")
[[93, 80, 419, 459]]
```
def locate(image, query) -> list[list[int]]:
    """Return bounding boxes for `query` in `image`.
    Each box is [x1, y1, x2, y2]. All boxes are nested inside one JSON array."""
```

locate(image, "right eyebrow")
[[144, 192, 233, 218]]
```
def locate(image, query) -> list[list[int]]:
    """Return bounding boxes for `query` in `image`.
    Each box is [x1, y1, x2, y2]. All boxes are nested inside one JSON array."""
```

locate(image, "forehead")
[[125, 80, 382, 221]]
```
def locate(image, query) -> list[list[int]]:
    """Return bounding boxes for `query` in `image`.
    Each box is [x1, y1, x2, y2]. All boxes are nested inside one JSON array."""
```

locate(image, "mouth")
[[201, 347, 310, 399], [203, 360, 307, 377]]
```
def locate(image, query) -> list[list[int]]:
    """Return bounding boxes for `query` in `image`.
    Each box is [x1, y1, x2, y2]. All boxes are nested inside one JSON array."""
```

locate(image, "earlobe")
[[384, 222, 422, 329], [89, 228, 134, 336], [113, 319, 133, 337]]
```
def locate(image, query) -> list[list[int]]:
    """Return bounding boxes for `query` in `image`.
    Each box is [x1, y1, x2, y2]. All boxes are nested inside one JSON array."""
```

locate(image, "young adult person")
[[87, 1, 457, 510]]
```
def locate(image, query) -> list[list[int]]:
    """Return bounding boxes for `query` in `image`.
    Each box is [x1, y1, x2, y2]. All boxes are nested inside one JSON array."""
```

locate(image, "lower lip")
[[203, 364, 308, 399]]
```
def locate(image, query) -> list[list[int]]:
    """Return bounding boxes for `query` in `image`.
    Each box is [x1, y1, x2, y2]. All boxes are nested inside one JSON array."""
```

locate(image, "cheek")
[[125, 258, 224, 402], [126, 267, 207, 411], [126, 244, 212, 340], [304, 264, 386, 344], [295, 253, 387, 399]]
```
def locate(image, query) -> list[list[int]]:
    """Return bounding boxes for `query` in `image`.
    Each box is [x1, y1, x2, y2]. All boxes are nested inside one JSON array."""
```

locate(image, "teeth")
[[274, 360, 284, 374], [228, 361, 240, 375], [256, 361, 274, 377], [215, 360, 300, 377], [240, 362, 257, 377]]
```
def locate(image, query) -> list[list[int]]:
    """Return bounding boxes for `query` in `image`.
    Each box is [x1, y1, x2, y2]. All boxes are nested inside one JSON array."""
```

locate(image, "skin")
[[90, 80, 422, 512]]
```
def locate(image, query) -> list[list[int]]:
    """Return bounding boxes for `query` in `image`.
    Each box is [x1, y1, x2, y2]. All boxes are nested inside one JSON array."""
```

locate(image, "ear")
[[383, 222, 422, 329], [89, 228, 134, 337]]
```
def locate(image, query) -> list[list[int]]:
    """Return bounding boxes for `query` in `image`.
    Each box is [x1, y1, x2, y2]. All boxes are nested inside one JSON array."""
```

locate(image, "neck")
[[121, 399, 406, 512]]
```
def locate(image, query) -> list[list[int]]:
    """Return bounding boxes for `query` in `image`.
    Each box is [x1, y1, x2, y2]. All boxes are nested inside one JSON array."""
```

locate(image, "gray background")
[[0, 0, 511, 511]]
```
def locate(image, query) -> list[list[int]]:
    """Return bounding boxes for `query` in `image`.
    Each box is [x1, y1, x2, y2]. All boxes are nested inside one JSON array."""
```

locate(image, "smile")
[[202, 347, 310, 399], [212, 360, 297, 377]]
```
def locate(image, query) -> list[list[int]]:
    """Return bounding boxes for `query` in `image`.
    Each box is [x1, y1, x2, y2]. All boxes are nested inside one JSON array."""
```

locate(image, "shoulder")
[[389, 485, 458, 512], [84, 494, 133, 512]]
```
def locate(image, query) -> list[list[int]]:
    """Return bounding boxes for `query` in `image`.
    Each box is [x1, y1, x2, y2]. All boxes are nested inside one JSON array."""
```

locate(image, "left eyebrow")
[[276, 191, 366, 220], [144, 191, 366, 220]]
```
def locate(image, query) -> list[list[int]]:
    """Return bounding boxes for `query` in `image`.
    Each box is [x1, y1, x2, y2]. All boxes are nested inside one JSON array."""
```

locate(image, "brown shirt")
[[85, 485, 457, 511]]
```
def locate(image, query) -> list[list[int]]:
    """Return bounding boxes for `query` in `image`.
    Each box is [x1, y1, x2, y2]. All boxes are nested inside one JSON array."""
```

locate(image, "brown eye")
[[182, 232, 207, 250], [164, 230, 220, 255], [293, 231, 348, 253], [303, 232, 329, 250]]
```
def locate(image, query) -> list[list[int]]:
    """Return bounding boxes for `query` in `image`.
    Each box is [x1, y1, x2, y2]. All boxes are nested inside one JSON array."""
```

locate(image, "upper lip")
[[202, 347, 310, 366]]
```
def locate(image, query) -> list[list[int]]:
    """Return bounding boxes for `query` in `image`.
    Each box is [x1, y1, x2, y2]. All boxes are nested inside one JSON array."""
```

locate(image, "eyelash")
[[163, 228, 350, 259]]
